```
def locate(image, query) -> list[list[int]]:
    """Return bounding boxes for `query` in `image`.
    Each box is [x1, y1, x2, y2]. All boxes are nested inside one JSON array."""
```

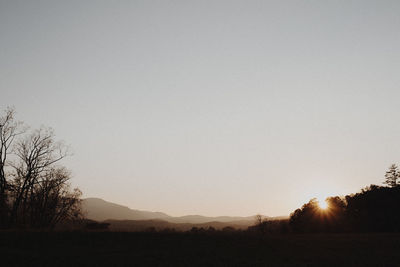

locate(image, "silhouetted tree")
[[254, 214, 265, 232], [250, 218, 290, 234], [222, 226, 235, 232], [26, 167, 82, 228], [323, 196, 347, 231], [384, 164, 399, 188], [289, 197, 347, 233], [290, 198, 321, 232], [0, 107, 24, 227], [346, 185, 400, 232], [207, 226, 216, 232], [290, 183, 400, 233], [0, 107, 82, 229], [8, 127, 81, 228]]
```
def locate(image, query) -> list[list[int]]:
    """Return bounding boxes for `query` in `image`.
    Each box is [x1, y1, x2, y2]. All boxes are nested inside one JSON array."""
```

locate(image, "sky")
[[1, 0, 400, 217]]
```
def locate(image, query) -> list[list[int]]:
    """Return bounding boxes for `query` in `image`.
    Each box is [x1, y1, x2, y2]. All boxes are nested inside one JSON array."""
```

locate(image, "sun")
[[317, 197, 328, 210]]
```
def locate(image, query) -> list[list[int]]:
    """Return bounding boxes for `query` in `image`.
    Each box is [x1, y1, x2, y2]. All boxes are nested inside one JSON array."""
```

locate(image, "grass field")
[[1, 231, 400, 266]]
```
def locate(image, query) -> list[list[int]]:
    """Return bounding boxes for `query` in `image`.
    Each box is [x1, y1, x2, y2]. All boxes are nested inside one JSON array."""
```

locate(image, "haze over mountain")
[[82, 198, 278, 224], [82, 198, 170, 221]]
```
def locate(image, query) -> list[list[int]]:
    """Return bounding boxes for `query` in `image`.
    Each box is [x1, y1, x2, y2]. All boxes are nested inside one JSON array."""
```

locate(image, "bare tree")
[[0, 106, 84, 229], [254, 214, 268, 233], [0, 107, 24, 226], [255, 214, 263, 226], [0, 107, 82, 229], [28, 167, 82, 228], [9, 127, 76, 226]]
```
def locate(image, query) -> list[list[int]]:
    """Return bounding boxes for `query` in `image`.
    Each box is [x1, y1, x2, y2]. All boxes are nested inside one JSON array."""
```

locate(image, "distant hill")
[[166, 215, 258, 224], [82, 198, 286, 225], [82, 198, 171, 221]]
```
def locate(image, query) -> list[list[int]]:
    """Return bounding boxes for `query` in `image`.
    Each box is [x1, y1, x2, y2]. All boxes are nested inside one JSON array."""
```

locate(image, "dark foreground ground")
[[1, 231, 400, 267]]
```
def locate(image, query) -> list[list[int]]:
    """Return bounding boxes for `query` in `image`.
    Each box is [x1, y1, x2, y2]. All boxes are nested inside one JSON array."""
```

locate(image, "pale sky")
[[1, 0, 400, 217]]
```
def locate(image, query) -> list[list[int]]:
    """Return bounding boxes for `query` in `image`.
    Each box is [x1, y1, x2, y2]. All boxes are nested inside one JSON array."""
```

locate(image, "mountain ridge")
[[82, 198, 284, 224]]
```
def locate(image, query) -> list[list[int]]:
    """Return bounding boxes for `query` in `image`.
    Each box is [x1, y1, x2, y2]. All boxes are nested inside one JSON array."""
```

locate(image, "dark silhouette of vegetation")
[[250, 217, 290, 234], [345, 185, 400, 232], [1, 231, 400, 266], [0, 107, 24, 227], [289, 197, 347, 233], [85, 222, 110, 231], [0, 108, 82, 229], [384, 164, 399, 187], [289, 164, 400, 233]]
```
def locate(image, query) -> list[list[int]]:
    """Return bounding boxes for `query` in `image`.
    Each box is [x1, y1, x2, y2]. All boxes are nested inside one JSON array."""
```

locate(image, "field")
[[1, 231, 400, 266]]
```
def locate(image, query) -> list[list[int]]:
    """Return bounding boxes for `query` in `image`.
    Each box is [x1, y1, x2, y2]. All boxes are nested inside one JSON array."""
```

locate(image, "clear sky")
[[1, 0, 400, 217]]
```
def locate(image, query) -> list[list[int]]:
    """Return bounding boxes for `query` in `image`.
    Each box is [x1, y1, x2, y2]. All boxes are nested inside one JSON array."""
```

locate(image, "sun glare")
[[317, 197, 328, 210]]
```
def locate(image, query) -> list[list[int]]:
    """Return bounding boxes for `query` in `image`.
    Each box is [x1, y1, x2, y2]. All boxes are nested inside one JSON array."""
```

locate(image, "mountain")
[[82, 198, 284, 225], [166, 215, 258, 224], [82, 198, 171, 221]]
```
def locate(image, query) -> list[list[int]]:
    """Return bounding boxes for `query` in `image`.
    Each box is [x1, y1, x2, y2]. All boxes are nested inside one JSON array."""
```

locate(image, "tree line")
[[0, 107, 81, 229], [289, 164, 400, 233], [252, 165, 400, 234]]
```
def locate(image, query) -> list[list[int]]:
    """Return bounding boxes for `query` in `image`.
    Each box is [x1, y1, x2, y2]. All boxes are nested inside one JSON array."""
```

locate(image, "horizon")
[[1, 0, 400, 217], [83, 196, 285, 218]]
